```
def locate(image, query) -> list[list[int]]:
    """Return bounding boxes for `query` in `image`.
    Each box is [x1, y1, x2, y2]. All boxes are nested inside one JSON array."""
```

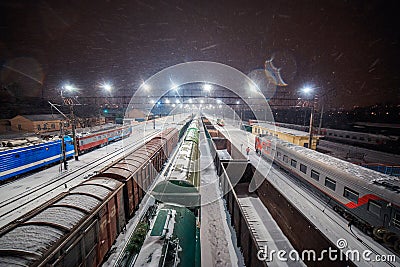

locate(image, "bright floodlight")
[[203, 83, 212, 91], [217, 99, 222, 104], [64, 84, 75, 91], [165, 99, 170, 104], [171, 83, 179, 91], [236, 100, 240, 104], [101, 83, 112, 92], [175, 99, 180, 104], [142, 82, 150, 90], [302, 86, 313, 94], [188, 98, 193, 103]]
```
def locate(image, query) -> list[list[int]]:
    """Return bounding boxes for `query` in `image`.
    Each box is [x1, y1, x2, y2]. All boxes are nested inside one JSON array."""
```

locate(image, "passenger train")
[[271, 121, 399, 151], [0, 126, 181, 266], [0, 125, 131, 182], [137, 118, 201, 266], [255, 135, 400, 253]]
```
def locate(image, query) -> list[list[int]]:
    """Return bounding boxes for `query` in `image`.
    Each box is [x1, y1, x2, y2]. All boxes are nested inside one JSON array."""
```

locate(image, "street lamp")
[[301, 86, 317, 149], [61, 84, 79, 161], [100, 82, 112, 92]]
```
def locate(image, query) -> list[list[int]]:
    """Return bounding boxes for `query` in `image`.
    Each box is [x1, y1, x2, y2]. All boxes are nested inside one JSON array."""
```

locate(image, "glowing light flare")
[[203, 83, 212, 91], [100, 82, 112, 92], [63, 84, 75, 92], [302, 86, 313, 94], [142, 82, 150, 91]]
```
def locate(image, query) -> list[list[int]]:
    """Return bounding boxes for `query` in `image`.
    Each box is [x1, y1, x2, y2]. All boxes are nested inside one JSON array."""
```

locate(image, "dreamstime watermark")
[[257, 238, 397, 263]]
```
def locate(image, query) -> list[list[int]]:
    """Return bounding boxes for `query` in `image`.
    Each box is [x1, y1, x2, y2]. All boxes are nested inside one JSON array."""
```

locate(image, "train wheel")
[[373, 226, 389, 241]]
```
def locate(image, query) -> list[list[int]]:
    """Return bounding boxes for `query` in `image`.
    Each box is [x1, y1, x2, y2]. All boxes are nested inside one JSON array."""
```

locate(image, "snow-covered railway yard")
[[1, 114, 398, 267], [211, 116, 400, 267], [0, 116, 184, 229]]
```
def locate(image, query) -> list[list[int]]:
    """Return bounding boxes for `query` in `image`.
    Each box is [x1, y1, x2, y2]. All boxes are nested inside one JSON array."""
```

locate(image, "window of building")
[[277, 151, 281, 158], [18, 124, 22, 131], [37, 125, 41, 130], [300, 164, 307, 174], [394, 213, 400, 229], [367, 200, 381, 217], [51, 123, 55, 129], [311, 170, 320, 180], [283, 155, 288, 163], [324, 177, 336, 191], [43, 124, 47, 130], [343, 187, 359, 203], [291, 159, 297, 168]]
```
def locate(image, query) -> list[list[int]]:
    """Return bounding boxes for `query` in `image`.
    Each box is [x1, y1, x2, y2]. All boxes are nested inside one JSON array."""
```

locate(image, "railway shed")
[[252, 122, 321, 149]]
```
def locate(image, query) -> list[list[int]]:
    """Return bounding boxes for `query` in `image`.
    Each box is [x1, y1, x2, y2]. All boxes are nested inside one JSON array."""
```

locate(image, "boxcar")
[[0, 177, 125, 267]]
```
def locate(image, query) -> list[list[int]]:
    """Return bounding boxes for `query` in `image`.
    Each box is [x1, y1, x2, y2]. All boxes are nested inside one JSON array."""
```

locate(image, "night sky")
[[1, 0, 399, 108]]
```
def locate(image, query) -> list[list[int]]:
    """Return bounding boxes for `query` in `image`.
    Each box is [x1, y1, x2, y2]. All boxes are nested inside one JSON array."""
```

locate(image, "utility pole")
[[48, 101, 69, 170], [308, 95, 317, 149], [318, 104, 324, 135], [70, 103, 79, 161], [60, 122, 68, 170]]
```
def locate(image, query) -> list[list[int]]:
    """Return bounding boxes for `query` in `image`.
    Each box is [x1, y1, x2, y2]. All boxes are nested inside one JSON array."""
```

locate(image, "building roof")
[[255, 123, 312, 137], [19, 114, 66, 122]]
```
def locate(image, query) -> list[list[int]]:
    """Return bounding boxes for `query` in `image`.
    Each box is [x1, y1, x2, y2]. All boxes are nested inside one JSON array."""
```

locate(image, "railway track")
[[110, 131, 186, 267], [0, 129, 162, 228], [214, 122, 399, 267]]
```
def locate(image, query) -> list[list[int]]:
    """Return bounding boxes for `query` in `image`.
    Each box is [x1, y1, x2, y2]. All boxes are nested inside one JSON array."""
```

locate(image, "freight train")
[[255, 135, 400, 253], [0, 125, 131, 182], [136, 118, 201, 266], [0, 127, 180, 266]]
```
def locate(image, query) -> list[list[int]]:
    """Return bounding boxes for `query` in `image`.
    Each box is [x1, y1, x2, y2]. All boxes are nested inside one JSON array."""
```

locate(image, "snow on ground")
[[215, 119, 400, 267], [198, 125, 244, 267], [0, 116, 186, 228]]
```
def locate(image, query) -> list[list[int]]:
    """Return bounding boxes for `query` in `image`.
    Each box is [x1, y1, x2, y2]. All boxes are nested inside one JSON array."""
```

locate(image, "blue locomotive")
[[0, 136, 74, 181]]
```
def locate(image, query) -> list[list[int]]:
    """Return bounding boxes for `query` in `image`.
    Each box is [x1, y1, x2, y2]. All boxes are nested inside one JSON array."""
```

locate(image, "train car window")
[[368, 138, 371, 142], [394, 213, 400, 229], [359, 137, 365, 141], [291, 159, 297, 168], [343, 187, 359, 203], [324, 177, 336, 191], [15, 154, 20, 158], [311, 170, 320, 180], [352, 136, 357, 139], [367, 200, 381, 217], [328, 133, 332, 136], [300, 164, 307, 174], [346, 135, 350, 138], [283, 155, 288, 163], [334, 134, 337, 137]]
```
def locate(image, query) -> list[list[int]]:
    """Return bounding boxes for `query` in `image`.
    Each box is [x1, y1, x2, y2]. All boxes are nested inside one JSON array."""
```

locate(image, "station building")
[[251, 122, 321, 150]]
